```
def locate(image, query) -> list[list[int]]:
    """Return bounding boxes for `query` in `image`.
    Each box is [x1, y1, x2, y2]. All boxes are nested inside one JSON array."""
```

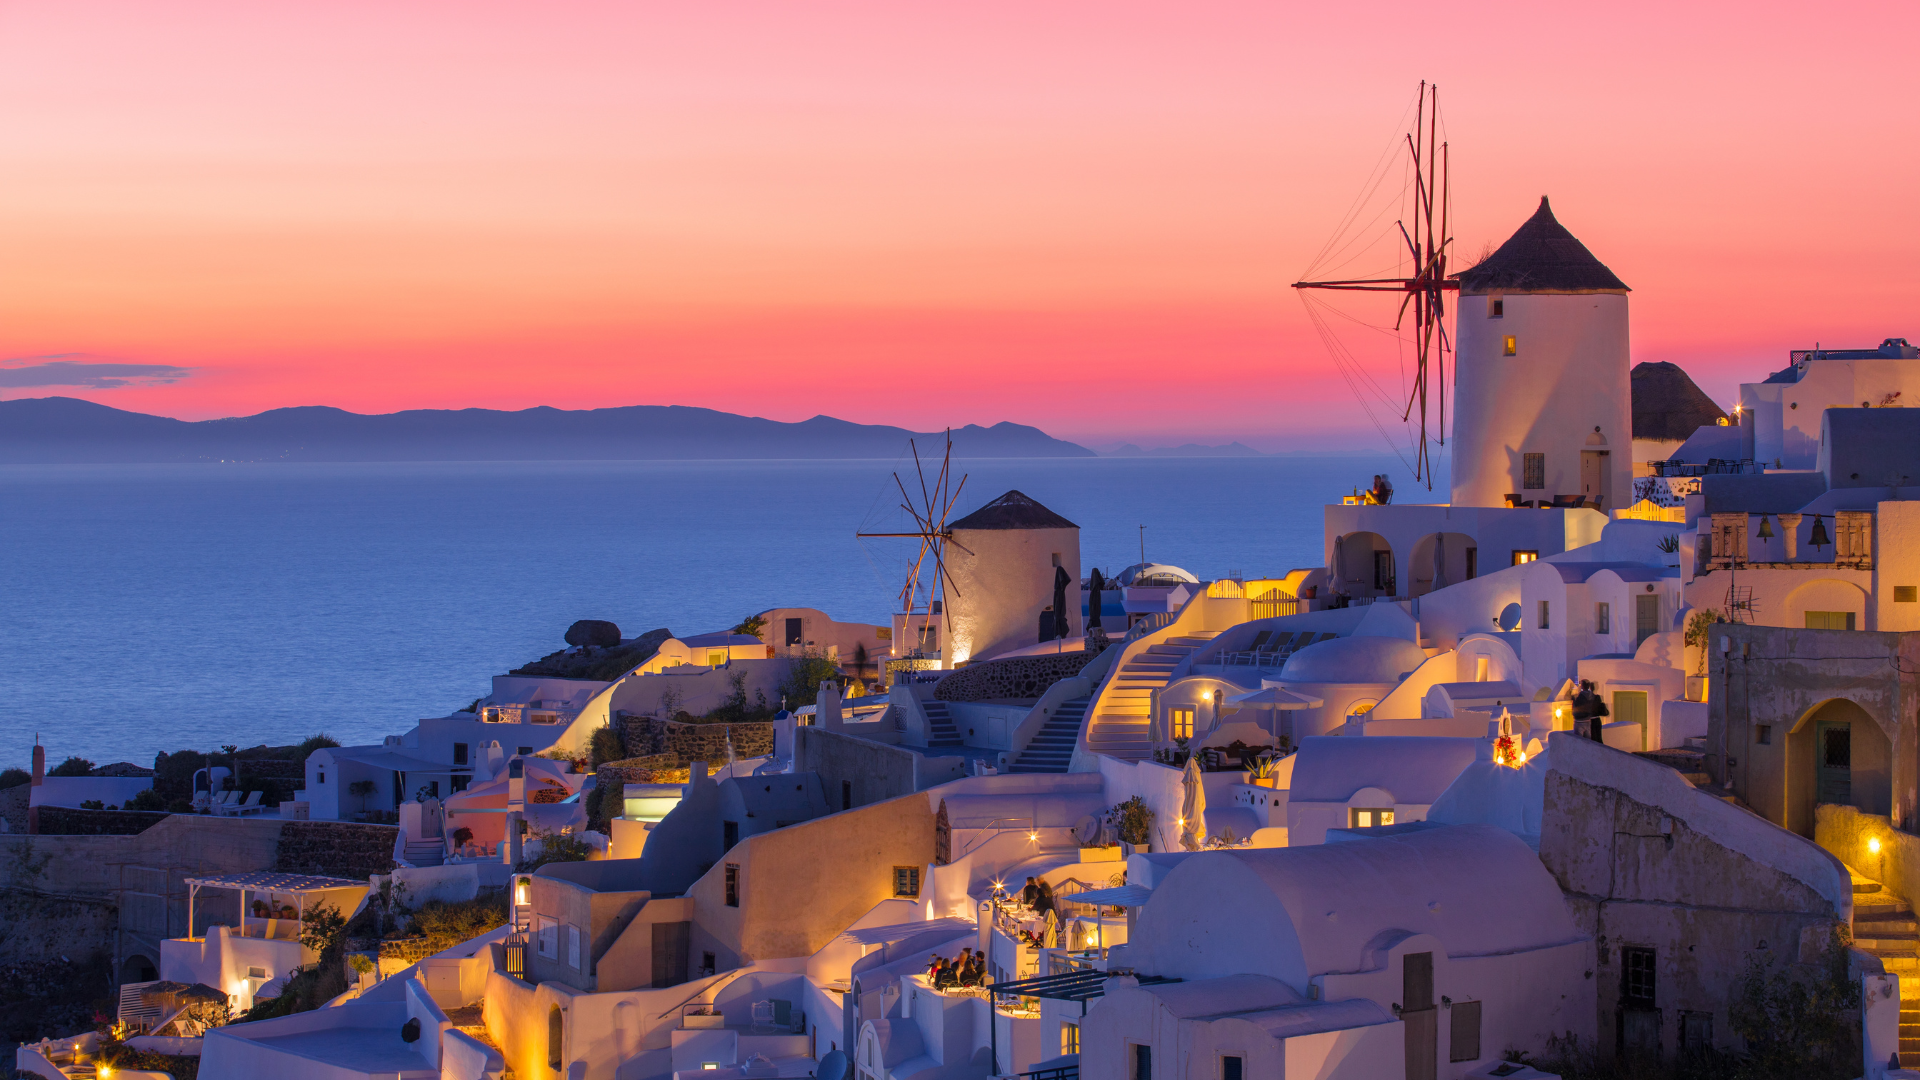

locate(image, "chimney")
[[28, 742, 44, 834]]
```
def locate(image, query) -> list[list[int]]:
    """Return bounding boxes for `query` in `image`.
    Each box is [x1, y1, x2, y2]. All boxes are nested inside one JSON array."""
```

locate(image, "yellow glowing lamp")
[[1871, 837, 1883, 855], [515, 878, 529, 905], [1027, 831, 1038, 842]]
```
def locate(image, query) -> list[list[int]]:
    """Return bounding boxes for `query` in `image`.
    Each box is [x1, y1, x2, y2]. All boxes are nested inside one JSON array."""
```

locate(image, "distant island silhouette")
[[0, 397, 1096, 463]]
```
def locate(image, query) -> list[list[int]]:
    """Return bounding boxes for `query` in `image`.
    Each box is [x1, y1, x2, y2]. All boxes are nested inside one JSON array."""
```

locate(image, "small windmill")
[[856, 431, 972, 656], [1293, 81, 1457, 489]]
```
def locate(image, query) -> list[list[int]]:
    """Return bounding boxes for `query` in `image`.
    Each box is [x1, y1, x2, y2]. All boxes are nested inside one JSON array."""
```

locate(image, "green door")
[[1612, 691, 1649, 750], [1816, 722, 1852, 805]]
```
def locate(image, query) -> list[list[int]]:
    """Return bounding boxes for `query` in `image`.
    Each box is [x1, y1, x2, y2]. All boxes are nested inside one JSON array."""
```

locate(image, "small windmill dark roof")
[[1632, 361, 1726, 441], [1456, 197, 1629, 294], [948, 490, 1078, 531]]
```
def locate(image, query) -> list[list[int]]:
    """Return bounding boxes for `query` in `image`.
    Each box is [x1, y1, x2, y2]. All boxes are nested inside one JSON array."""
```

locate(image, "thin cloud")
[[0, 354, 194, 389]]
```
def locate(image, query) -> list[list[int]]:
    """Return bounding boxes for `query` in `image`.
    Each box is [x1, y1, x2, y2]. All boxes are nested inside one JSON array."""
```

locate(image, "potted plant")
[[1114, 796, 1154, 854]]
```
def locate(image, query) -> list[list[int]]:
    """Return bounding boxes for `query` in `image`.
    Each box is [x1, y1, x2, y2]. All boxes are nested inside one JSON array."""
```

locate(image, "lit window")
[[1168, 708, 1195, 740], [1349, 807, 1395, 828], [1489, 297, 1504, 318], [1062, 1023, 1080, 1055], [1523, 453, 1545, 489], [1503, 335, 1517, 356], [1596, 603, 1611, 635], [1511, 550, 1538, 566]]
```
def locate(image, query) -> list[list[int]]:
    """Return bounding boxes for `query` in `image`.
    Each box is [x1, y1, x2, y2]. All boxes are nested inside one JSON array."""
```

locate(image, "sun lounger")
[[232, 791, 269, 816]]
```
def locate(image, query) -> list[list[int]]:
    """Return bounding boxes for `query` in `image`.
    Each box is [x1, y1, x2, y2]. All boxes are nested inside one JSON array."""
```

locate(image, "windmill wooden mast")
[[856, 431, 971, 657], [1293, 81, 1456, 488]]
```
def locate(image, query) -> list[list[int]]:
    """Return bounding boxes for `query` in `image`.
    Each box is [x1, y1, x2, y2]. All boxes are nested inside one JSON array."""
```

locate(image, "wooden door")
[[1403, 952, 1437, 1080], [652, 921, 690, 988], [1817, 722, 1852, 806], [1635, 595, 1660, 648], [1612, 691, 1648, 750]]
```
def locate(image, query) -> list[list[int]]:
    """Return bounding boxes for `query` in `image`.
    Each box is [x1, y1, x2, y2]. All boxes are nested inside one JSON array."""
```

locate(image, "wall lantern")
[[1870, 837, 1883, 855]]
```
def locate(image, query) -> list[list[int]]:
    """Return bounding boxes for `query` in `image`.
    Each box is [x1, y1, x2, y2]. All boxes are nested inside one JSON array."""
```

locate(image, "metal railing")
[[1647, 458, 1761, 477]]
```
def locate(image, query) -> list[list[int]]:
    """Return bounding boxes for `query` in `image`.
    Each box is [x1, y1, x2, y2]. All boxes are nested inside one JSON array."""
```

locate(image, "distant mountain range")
[[0, 397, 1096, 463], [1099, 441, 1267, 458]]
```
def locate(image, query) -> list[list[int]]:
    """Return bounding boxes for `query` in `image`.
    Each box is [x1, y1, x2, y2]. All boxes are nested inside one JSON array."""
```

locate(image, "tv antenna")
[[1293, 81, 1456, 489]]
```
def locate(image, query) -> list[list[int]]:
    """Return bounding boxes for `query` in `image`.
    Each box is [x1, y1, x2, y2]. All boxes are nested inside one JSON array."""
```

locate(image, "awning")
[[1221, 686, 1325, 710], [988, 968, 1180, 1003], [1062, 885, 1155, 908], [182, 871, 366, 893], [839, 917, 977, 946]]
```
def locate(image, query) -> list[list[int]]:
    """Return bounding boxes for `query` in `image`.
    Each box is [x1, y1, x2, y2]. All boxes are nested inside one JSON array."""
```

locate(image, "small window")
[[1503, 335, 1518, 356], [1221, 1055, 1244, 1080], [1449, 1000, 1483, 1062], [702, 951, 717, 976], [723, 820, 739, 850], [1523, 452, 1545, 489], [1805, 611, 1857, 631], [842, 780, 853, 810], [248, 965, 268, 979], [317, 771, 325, 784], [1349, 807, 1395, 828], [1539, 600, 1551, 630], [518, 746, 533, 756], [1756, 725, 1773, 745], [1169, 708, 1195, 740], [1596, 602, 1611, 636], [1898, 586, 1918, 603], [724, 864, 740, 907], [1511, 550, 1538, 566], [1465, 548, 1477, 580], [1132, 1043, 1152, 1080], [893, 866, 921, 897], [1489, 297, 1504, 318], [453, 742, 469, 766], [1622, 946, 1656, 1004], [1062, 1023, 1079, 1055]]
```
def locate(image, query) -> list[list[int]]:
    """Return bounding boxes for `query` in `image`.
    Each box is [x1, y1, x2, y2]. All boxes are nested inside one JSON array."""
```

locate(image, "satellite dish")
[[1074, 815, 1099, 845], [816, 1050, 850, 1080], [1497, 603, 1523, 632]]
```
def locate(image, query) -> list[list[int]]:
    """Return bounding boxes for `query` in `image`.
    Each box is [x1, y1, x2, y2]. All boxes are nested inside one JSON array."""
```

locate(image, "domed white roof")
[[1117, 562, 1199, 586], [1278, 635, 1426, 685]]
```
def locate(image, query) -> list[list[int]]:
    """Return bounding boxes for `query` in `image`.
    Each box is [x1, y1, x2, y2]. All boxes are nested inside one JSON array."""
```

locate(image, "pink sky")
[[2, 1, 1916, 450]]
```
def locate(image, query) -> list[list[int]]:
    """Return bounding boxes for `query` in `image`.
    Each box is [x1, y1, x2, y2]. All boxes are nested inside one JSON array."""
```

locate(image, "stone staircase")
[[922, 699, 963, 747], [1008, 697, 1089, 773], [1084, 632, 1220, 759], [1851, 867, 1920, 1062], [402, 836, 446, 867]]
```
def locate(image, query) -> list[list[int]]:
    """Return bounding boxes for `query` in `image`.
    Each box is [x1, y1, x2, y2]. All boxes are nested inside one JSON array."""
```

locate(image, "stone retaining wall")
[[934, 650, 1098, 702], [34, 807, 171, 835], [597, 756, 719, 785], [616, 714, 774, 765], [275, 820, 399, 879]]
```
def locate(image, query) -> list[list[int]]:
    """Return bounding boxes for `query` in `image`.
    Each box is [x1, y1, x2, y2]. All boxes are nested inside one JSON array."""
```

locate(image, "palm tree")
[[731, 614, 768, 641]]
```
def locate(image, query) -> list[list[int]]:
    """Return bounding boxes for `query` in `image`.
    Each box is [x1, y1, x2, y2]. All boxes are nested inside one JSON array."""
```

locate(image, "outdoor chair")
[[208, 791, 237, 812], [234, 791, 269, 815]]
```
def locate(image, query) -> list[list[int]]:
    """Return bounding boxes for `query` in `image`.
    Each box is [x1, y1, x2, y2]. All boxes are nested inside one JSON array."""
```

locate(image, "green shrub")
[[289, 733, 340, 761], [399, 892, 510, 953], [519, 828, 594, 872], [589, 725, 626, 769], [48, 756, 95, 777], [1113, 796, 1154, 846], [126, 788, 169, 813], [0, 767, 30, 789]]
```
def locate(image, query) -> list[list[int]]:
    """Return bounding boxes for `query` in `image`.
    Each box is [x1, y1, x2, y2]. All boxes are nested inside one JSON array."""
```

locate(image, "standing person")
[[1571, 680, 1609, 741], [1020, 877, 1041, 908], [1033, 879, 1055, 918]]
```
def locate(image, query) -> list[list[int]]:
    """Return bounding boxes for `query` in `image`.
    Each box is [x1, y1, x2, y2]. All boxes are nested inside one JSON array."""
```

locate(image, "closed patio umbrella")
[[1180, 756, 1206, 851]]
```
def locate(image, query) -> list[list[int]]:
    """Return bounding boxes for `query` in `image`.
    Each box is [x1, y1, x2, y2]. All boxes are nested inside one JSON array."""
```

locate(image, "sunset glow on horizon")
[[3, 1, 1917, 451]]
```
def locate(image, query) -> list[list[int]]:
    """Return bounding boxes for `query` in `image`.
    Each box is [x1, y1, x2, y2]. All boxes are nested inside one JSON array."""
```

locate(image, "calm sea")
[[0, 454, 1436, 765]]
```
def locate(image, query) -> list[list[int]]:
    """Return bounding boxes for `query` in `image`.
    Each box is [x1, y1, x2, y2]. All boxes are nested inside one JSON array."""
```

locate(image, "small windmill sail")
[[1293, 81, 1457, 489], [856, 430, 971, 655]]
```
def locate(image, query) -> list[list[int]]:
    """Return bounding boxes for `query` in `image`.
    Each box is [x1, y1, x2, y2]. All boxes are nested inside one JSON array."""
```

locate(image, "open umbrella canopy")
[[1221, 686, 1325, 710]]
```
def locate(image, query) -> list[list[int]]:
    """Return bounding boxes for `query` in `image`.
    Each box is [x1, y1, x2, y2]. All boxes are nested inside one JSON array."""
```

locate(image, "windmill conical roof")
[[1456, 197, 1629, 294], [1632, 361, 1726, 441], [948, 490, 1077, 531]]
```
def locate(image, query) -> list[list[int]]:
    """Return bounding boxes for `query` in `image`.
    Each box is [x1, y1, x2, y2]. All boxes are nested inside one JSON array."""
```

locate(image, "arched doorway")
[[1786, 698, 1891, 837], [548, 1004, 565, 1070], [1407, 532, 1478, 596], [122, 953, 158, 984], [1333, 532, 1396, 600]]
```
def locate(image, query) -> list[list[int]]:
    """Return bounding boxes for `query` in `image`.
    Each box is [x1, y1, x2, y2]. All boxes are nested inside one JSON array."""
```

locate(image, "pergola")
[[181, 871, 368, 942]]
